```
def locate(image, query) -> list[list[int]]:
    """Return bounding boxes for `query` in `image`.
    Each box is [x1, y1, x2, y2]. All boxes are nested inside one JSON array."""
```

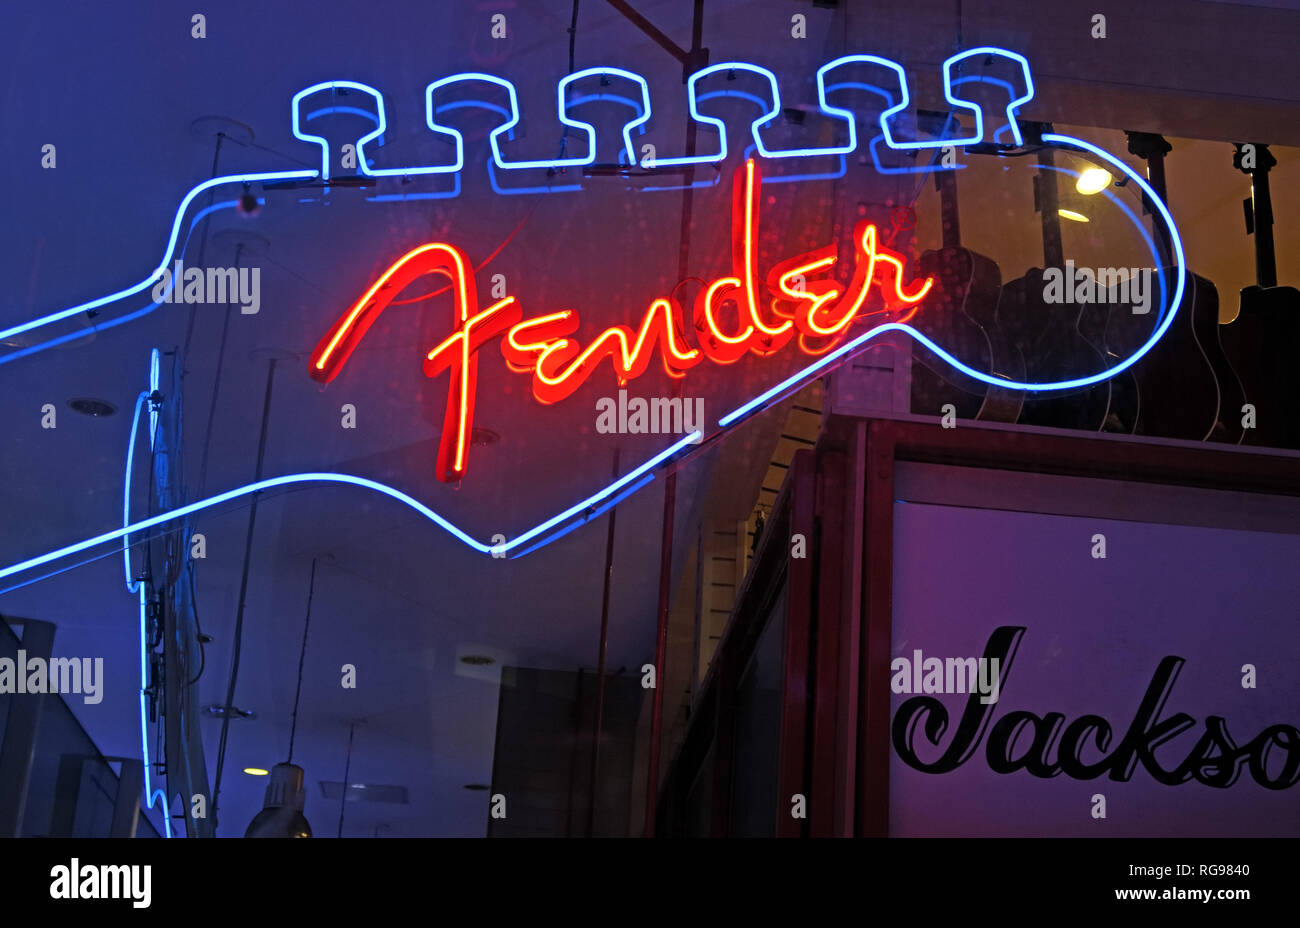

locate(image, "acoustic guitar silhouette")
[[910, 167, 1002, 421], [1103, 133, 1240, 442], [1220, 142, 1300, 450], [1000, 147, 1111, 431]]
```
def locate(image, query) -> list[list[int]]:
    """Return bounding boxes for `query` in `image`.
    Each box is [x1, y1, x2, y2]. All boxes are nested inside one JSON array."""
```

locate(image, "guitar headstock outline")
[[0, 48, 1185, 583]]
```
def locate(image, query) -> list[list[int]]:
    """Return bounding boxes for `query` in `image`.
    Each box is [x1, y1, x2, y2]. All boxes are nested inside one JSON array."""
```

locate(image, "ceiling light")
[[244, 767, 269, 776], [1075, 167, 1112, 195], [67, 398, 117, 418], [319, 781, 410, 804], [1058, 209, 1090, 223], [245, 763, 313, 838]]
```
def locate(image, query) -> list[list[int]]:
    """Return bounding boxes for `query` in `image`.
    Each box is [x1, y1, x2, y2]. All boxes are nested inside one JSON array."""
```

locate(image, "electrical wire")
[[185, 562, 207, 686], [180, 134, 225, 363], [286, 558, 318, 764], [194, 244, 243, 499], [211, 358, 278, 830], [337, 722, 356, 838], [219, 131, 319, 171], [557, 0, 581, 160], [387, 200, 541, 305]]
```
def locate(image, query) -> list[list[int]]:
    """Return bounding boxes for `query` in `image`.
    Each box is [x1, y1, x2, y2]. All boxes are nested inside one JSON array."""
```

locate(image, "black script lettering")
[[987, 711, 1065, 777], [1246, 724, 1300, 789], [891, 626, 1024, 773], [1169, 716, 1247, 787], [1057, 714, 1113, 779], [1097, 656, 1197, 785], [891, 630, 1297, 790]]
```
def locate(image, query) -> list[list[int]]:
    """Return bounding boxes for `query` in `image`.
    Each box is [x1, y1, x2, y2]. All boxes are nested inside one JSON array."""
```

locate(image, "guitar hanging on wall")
[[1220, 142, 1300, 450], [908, 122, 1018, 423], [1104, 132, 1245, 443], [999, 141, 1112, 432]]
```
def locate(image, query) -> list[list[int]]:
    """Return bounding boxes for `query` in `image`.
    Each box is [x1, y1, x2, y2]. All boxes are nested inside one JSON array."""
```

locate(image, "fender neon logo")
[[0, 47, 1187, 579], [0, 45, 1189, 843], [309, 159, 932, 481]]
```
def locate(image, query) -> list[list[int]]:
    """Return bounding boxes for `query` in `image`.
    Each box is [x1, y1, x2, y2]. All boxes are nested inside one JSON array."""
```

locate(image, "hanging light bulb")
[[244, 763, 313, 838]]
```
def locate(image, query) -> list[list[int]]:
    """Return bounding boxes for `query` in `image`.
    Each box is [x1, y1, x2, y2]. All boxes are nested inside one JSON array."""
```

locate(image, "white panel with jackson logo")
[[888, 467, 1300, 837]]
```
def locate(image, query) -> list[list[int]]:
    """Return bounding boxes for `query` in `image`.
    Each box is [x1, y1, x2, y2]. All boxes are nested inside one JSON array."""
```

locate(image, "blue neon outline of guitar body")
[[0, 47, 1184, 586]]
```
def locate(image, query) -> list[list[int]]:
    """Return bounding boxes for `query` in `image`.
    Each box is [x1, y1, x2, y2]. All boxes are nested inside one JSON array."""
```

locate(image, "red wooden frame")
[[659, 413, 1300, 837], [811, 416, 1300, 837]]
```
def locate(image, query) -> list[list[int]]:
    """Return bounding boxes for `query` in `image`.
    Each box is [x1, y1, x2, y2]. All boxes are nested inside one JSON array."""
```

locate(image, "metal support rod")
[[602, 0, 689, 64], [1148, 154, 1172, 268], [337, 722, 356, 838], [1036, 148, 1063, 269], [645, 0, 705, 838], [211, 358, 278, 829], [645, 442, 678, 836], [1126, 132, 1174, 268], [181, 132, 225, 363], [1251, 161, 1278, 288], [587, 449, 621, 837]]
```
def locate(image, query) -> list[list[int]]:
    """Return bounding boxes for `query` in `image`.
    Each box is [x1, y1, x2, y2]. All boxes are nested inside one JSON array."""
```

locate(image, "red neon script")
[[309, 243, 520, 482], [311, 159, 932, 482], [505, 160, 931, 394]]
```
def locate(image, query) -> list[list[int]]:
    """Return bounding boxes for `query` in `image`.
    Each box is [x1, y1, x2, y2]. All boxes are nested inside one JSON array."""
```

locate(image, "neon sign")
[[309, 158, 932, 480], [0, 46, 1186, 574], [0, 44, 1194, 843], [0, 47, 1180, 376]]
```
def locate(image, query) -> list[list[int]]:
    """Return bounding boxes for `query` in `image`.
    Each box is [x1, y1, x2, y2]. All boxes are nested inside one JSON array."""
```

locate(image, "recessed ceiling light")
[[470, 428, 500, 447], [67, 398, 117, 418], [1058, 208, 1090, 223], [460, 654, 495, 666], [244, 767, 270, 776]]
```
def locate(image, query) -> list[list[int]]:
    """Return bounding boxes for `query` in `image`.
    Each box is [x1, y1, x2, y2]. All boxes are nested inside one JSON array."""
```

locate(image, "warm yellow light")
[[243, 767, 270, 776], [1075, 167, 1113, 195], [1058, 209, 1090, 223]]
